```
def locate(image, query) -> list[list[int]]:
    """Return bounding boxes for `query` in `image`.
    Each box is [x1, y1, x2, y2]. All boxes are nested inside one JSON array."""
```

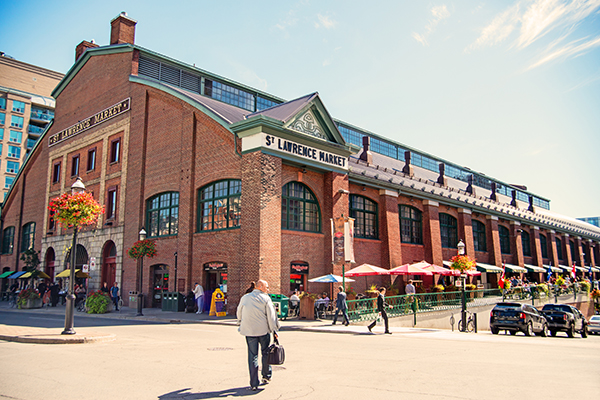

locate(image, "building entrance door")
[[101, 241, 117, 287], [152, 265, 169, 308]]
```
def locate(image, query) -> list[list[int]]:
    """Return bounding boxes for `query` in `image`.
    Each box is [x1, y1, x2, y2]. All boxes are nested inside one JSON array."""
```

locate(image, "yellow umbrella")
[[19, 272, 32, 279], [55, 269, 90, 278]]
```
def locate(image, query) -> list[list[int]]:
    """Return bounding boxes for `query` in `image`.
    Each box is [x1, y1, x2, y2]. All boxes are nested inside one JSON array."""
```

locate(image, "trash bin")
[[129, 291, 138, 309], [162, 292, 185, 312], [269, 294, 289, 320]]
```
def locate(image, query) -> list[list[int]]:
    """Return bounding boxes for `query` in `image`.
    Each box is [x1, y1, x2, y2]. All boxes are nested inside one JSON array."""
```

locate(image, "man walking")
[[110, 282, 120, 311], [332, 286, 349, 326], [237, 279, 280, 391], [368, 287, 391, 334], [193, 282, 204, 314]]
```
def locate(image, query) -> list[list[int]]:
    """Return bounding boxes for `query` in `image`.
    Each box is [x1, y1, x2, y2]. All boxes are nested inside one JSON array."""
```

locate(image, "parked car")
[[540, 303, 588, 338], [490, 302, 549, 336], [585, 315, 600, 335]]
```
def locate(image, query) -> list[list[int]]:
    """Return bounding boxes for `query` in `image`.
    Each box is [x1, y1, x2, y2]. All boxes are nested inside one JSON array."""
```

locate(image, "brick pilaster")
[[422, 200, 442, 266], [486, 216, 502, 267], [379, 190, 402, 270], [458, 208, 474, 257]]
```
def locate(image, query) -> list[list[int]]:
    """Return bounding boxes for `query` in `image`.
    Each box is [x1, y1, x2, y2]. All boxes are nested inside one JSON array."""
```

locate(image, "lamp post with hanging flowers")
[[126, 229, 157, 316], [48, 177, 104, 335]]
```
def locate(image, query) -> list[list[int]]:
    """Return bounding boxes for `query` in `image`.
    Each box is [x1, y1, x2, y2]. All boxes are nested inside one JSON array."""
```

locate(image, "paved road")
[[1, 311, 599, 400]]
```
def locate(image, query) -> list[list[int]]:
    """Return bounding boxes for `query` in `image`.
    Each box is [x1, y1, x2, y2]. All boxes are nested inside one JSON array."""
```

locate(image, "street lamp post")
[[137, 228, 147, 316], [457, 239, 467, 333], [62, 177, 86, 335], [173, 252, 178, 293]]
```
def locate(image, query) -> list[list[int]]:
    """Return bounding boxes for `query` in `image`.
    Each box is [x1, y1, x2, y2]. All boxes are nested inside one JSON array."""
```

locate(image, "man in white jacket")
[[193, 283, 204, 314], [237, 279, 280, 391]]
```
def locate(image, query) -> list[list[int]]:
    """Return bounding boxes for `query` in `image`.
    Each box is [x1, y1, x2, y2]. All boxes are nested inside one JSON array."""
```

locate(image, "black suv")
[[540, 304, 588, 338], [490, 302, 549, 336]]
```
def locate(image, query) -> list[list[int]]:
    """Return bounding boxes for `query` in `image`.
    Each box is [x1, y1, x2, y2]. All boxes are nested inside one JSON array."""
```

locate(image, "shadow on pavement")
[[158, 387, 261, 399]]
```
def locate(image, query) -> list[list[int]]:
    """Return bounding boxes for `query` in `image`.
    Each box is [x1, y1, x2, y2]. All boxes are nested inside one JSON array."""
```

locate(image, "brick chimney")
[[358, 136, 372, 164], [110, 12, 137, 45], [75, 40, 99, 61]]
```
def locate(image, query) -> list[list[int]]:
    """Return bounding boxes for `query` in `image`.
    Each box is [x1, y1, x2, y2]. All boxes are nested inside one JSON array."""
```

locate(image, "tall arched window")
[[472, 220, 487, 252], [439, 213, 457, 249], [281, 182, 321, 232], [350, 195, 378, 239], [21, 222, 36, 251], [555, 238, 563, 261], [521, 230, 531, 257], [1, 226, 14, 254], [146, 192, 179, 237], [198, 180, 241, 231], [499, 225, 511, 254], [399, 205, 422, 244], [570, 240, 577, 263], [539, 234, 548, 259]]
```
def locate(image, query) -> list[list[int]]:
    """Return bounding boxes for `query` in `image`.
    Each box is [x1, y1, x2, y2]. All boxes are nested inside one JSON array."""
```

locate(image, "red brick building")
[[1, 13, 599, 310]]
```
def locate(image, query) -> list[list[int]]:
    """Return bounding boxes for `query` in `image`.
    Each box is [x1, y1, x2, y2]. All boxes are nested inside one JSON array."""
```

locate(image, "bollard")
[[473, 313, 478, 333]]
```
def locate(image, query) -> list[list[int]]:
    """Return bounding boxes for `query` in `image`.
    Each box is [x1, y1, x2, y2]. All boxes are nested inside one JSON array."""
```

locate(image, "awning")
[[19, 272, 32, 279], [37, 271, 51, 279], [504, 264, 527, 273], [545, 265, 562, 273], [0, 271, 15, 278], [575, 266, 587, 273], [55, 269, 90, 278], [475, 262, 503, 273], [524, 264, 546, 273], [7, 271, 26, 279], [557, 265, 570, 272]]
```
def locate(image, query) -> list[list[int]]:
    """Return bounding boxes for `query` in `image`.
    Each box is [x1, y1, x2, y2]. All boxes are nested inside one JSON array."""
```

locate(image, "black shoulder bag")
[[267, 332, 285, 365]]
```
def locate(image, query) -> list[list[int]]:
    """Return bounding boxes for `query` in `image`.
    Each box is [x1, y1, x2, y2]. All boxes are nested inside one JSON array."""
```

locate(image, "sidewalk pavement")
[[0, 301, 442, 344]]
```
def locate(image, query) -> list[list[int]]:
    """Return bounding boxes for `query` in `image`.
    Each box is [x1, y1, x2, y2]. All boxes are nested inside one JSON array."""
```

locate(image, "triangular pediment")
[[288, 109, 327, 140]]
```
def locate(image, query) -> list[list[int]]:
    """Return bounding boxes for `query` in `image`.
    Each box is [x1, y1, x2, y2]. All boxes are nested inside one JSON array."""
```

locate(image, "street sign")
[[82, 264, 89, 273], [90, 257, 96, 271]]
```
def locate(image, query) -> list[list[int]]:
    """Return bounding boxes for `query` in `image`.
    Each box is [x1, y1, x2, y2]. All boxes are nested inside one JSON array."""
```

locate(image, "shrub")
[[432, 284, 445, 292], [579, 281, 590, 293], [465, 284, 477, 291], [17, 288, 40, 308], [536, 283, 549, 296], [85, 290, 111, 314]]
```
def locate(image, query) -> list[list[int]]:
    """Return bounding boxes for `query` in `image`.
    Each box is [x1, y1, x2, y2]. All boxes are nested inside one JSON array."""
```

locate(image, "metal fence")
[[346, 289, 503, 322]]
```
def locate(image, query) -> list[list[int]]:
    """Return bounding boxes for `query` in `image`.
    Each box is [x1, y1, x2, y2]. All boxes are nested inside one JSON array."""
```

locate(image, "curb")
[[0, 332, 117, 345]]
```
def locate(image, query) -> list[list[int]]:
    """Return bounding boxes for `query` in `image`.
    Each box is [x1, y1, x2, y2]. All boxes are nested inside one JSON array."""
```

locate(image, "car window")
[[590, 316, 600, 321]]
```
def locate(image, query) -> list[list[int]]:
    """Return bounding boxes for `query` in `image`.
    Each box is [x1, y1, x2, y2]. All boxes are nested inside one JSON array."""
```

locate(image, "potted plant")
[[365, 284, 379, 298], [346, 286, 356, 300], [449, 255, 477, 274], [85, 290, 112, 314], [579, 281, 591, 293], [465, 284, 477, 299], [298, 292, 317, 320], [17, 288, 42, 309]]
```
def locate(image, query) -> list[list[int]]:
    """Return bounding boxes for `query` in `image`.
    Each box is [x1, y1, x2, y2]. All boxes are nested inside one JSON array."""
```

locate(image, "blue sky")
[[1, 0, 599, 219]]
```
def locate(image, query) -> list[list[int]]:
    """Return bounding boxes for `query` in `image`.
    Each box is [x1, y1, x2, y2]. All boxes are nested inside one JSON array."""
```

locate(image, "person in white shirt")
[[405, 280, 416, 295], [193, 283, 204, 314], [237, 280, 280, 391]]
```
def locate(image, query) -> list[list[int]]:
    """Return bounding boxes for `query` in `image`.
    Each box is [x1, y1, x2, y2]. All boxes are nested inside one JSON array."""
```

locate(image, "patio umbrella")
[[308, 274, 355, 298], [344, 264, 390, 291], [55, 269, 90, 279], [422, 263, 459, 276], [389, 262, 433, 276]]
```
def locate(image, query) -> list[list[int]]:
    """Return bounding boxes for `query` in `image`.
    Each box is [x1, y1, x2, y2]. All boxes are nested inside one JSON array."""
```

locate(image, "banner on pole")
[[331, 217, 355, 264]]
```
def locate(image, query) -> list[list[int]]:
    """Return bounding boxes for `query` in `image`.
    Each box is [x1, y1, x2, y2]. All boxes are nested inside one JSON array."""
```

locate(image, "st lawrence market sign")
[[48, 98, 130, 147], [263, 134, 348, 170]]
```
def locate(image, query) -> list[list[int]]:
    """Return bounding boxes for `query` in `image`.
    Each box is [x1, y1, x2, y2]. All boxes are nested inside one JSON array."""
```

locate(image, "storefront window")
[[290, 261, 308, 292]]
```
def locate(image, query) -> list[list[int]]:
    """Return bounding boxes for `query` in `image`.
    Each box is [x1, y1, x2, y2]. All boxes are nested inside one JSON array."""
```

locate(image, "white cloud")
[[465, 3, 521, 52], [526, 34, 600, 70], [412, 4, 451, 46], [315, 14, 337, 29]]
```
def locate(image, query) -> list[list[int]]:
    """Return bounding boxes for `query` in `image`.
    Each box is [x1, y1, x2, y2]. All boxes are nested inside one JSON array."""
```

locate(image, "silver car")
[[588, 315, 600, 335]]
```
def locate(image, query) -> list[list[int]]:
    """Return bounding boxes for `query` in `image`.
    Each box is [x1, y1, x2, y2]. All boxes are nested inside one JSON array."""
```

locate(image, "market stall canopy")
[[389, 262, 433, 276], [19, 272, 32, 279], [55, 269, 90, 278], [475, 262, 503, 273], [36, 271, 51, 279], [442, 261, 482, 276], [574, 266, 587, 273], [504, 264, 527, 273], [308, 274, 355, 283], [344, 264, 390, 277], [422, 263, 458, 276], [7, 271, 26, 279], [545, 265, 562, 273], [0, 271, 15, 278], [557, 265, 570, 273], [524, 264, 546, 273]]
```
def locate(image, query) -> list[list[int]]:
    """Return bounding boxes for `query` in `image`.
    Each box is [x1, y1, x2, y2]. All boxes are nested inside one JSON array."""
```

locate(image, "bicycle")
[[458, 310, 475, 333], [76, 296, 87, 312], [7, 292, 18, 308]]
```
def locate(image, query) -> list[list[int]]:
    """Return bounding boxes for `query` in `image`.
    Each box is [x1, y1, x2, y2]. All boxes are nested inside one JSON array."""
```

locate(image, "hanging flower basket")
[[127, 239, 158, 260], [48, 192, 104, 228], [449, 255, 477, 274]]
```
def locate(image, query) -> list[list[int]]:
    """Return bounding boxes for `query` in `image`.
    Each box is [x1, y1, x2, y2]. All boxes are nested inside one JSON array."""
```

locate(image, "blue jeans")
[[332, 308, 349, 324], [245, 334, 271, 388]]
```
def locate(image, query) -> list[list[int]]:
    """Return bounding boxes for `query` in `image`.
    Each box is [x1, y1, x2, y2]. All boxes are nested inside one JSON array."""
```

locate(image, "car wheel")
[[525, 322, 533, 337], [510, 330, 517, 335], [491, 327, 499, 335], [540, 324, 549, 337], [581, 325, 588, 338], [550, 330, 557, 337], [567, 324, 575, 338]]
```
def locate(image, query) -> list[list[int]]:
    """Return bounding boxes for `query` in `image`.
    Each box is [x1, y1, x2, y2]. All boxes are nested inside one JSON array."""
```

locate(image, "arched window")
[[350, 195, 378, 239], [499, 225, 510, 254], [472, 220, 486, 252], [555, 238, 563, 261], [570, 240, 577, 263], [21, 222, 35, 251], [521, 230, 531, 257], [146, 192, 179, 237], [1, 226, 14, 254], [281, 182, 320, 232], [399, 205, 422, 244], [439, 213, 457, 249], [539, 234, 548, 259], [198, 180, 241, 231]]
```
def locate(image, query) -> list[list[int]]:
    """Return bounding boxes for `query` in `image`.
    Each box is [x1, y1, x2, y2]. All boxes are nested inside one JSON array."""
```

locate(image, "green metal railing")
[[346, 289, 503, 322]]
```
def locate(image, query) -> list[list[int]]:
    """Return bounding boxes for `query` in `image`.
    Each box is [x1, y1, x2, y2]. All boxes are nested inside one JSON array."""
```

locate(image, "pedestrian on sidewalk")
[[237, 279, 280, 391], [368, 287, 391, 334], [193, 282, 204, 314], [110, 282, 120, 311], [332, 286, 349, 326]]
